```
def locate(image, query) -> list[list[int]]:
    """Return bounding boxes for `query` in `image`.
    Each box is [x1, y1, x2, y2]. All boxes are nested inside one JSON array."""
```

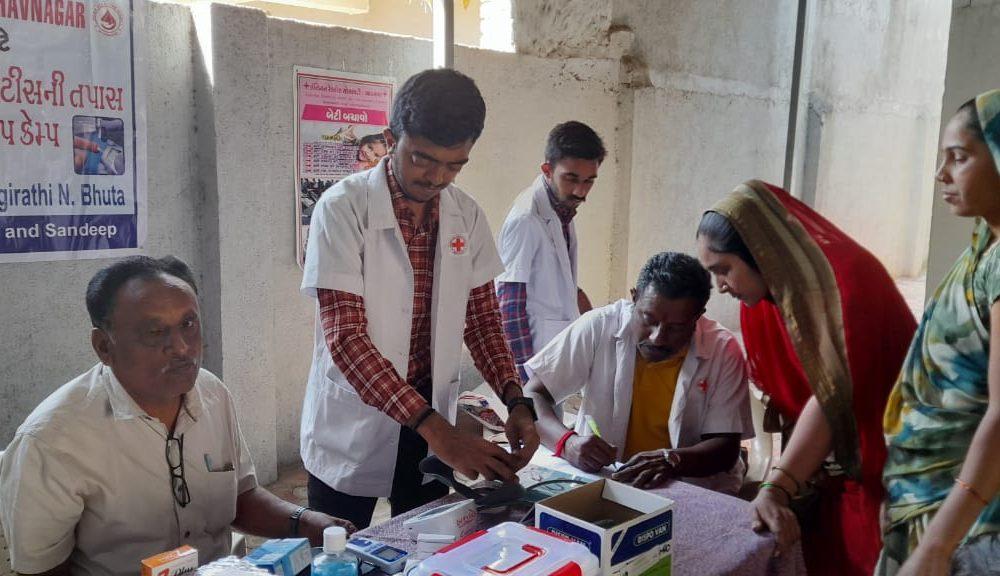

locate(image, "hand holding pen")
[[562, 415, 617, 473]]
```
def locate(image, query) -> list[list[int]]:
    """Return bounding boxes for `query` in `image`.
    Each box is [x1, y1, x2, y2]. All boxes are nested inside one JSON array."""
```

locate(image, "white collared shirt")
[[0, 364, 257, 576], [497, 175, 580, 351], [525, 300, 754, 494]]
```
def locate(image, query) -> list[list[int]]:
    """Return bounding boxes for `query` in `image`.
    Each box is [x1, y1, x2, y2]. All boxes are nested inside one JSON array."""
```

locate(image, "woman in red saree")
[[696, 180, 917, 576]]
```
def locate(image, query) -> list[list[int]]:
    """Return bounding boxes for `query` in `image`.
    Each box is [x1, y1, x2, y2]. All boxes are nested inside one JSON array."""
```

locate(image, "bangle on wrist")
[[955, 477, 990, 506], [553, 430, 577, 458], [759, 481, 793, 504], [770, 466, 802, 495]]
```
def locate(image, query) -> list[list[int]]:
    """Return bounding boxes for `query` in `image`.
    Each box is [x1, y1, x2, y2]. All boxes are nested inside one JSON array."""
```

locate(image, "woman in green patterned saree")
[[879, 91, 1000, 575]]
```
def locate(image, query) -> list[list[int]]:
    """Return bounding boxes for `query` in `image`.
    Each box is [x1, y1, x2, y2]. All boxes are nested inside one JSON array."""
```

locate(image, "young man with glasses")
[[0, 256, 353, 576], [522, 252, 755, 495], [300, 68, 539, 530]]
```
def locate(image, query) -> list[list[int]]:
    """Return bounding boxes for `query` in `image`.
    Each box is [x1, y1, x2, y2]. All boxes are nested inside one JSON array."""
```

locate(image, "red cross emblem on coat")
[[698, 379, 709, 393], [450, 234, 467, 255]]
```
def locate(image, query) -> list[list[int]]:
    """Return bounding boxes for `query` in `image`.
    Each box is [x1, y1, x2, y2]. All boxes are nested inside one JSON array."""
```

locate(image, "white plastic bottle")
[[311, 527, 359, 576]]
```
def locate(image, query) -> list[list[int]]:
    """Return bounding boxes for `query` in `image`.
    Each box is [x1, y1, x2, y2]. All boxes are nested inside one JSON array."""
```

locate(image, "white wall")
[[0, 2, 204, 448], [616, 0, 796, 330], [512, 0, 950, 327], [792, 0, 949, 279], [926, 0, 1000, 296], [243, 0, 483, 46]]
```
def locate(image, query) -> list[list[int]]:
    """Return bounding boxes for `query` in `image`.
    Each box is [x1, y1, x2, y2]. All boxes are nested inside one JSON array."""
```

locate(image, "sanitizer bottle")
[[312, 527, 359, 576]]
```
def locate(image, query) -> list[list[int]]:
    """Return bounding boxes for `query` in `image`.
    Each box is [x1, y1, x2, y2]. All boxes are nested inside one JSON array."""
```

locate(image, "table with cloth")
[[355, 448, 806, 575]]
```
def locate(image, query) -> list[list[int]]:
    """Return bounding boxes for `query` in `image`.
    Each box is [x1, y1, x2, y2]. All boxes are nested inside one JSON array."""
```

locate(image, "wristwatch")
[[506, 396, 538, 421], [661, 449, 681, 474], [290, 506, 309, 537]]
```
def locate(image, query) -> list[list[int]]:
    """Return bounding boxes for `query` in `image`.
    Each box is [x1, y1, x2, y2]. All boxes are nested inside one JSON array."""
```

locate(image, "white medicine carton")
[[535, 479, 674, 576]]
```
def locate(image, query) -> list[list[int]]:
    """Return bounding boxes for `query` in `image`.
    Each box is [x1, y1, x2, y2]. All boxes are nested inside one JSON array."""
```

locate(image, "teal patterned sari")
[[879, 90, 1000, 568]]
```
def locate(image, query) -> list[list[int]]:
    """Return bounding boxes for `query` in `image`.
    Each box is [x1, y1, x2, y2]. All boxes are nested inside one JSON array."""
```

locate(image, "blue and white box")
[[246, 538, 312, 576], [535, 479, 674, 576]]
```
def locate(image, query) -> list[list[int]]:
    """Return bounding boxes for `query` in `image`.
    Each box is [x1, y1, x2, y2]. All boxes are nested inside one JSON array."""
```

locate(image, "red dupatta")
[[738, 183, 916, 488]]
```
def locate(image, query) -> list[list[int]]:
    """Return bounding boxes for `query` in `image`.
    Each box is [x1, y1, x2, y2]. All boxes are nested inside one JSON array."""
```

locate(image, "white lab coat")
[[497, 175, 580, 351], [300, 158, 504, 497], [525, 300, 754, 495]]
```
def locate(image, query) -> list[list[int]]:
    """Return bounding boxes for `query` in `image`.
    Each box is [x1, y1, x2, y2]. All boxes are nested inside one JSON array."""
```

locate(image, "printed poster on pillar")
[[295, 66, 393, 267], [0, 0, 147, 262]]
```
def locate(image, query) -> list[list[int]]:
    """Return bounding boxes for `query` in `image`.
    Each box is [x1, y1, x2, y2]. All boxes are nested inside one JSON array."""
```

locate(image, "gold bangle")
[[771, 466, 802, 495], [955, 477, 991, 507]]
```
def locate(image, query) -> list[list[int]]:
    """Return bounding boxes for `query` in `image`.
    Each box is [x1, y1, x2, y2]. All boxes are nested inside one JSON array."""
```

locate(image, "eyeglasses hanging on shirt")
[[166, 432, 191, 508]]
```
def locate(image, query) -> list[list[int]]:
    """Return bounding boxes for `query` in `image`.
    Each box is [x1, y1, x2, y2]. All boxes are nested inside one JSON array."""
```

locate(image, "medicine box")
[[535, 479, 674, 576], [141, 545, 198, 576], [246, 538, 312, 576]]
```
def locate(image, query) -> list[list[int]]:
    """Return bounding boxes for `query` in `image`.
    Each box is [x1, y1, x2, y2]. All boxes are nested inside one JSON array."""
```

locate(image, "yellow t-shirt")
[[623, 351, 686, 460]]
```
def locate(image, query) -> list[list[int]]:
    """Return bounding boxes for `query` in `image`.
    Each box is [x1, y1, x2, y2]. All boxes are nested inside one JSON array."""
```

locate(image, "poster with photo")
[[0, 0, 147, 262], [294, 67, 394, 267]]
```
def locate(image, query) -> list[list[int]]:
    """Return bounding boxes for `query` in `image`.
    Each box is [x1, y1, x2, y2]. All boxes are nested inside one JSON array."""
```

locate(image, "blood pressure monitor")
[[346, 537, 409, 574]]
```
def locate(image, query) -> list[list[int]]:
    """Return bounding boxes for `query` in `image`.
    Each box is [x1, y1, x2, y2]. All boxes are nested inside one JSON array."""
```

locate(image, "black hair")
[[635, 252, 711, 309], [544, 121, 606, 164], [957, 98, 985, 142], [86, 255, 198, 329], [696, 211, 760, 271], [389, 69, 486, 147]]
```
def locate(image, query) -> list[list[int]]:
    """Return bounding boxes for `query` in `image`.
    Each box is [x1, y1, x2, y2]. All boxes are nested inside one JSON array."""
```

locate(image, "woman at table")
[[695, 180, 916, 576], [877, 92, 1000, 576]]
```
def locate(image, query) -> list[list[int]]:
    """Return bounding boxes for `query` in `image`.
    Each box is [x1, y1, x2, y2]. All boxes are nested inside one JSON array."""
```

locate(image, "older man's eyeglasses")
[[166, 432, 191, 508]]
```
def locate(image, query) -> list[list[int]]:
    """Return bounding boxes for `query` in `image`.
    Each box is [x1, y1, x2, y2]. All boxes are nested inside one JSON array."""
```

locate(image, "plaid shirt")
[[318, 159, 519, 425], [498, 282, 532, 383]]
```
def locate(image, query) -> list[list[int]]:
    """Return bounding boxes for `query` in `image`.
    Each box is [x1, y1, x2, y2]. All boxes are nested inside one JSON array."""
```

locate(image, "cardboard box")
[[535, 479, 674, 576], [246, 538, 312, 576], [140, 545, 198, 576]]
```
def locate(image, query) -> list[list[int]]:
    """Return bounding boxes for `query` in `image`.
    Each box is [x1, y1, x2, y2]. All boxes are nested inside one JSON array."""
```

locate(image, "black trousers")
[[307, 423, 449, 530]]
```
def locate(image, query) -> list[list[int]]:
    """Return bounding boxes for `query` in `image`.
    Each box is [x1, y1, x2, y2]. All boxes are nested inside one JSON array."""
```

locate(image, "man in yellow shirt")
[[524, 252, 753, 494]]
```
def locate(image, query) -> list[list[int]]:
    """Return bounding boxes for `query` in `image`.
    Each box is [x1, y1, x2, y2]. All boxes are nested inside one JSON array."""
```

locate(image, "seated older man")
[[524, 252, 754, 495], [0, 256, 353, 576]]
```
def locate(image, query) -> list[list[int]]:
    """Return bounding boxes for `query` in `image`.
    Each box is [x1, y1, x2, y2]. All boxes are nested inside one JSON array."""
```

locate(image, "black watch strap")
[[290, 505, 309, 537], [506, 396, 538, 421]]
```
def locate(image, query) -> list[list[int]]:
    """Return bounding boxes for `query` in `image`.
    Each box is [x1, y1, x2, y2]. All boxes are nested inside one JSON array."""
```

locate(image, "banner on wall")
[[294, 66, 394, 267], [0, 0, 147, 263]]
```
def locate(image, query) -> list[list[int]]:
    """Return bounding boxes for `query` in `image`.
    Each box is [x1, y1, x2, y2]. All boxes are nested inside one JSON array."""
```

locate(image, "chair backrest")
[[744, 389, 774, 483]]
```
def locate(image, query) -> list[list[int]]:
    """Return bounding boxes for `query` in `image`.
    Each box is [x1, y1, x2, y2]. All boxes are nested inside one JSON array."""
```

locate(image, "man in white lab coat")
[[497, 121, 605, 382], [300, 69, 539, 529], [524, 252, 754, 495]]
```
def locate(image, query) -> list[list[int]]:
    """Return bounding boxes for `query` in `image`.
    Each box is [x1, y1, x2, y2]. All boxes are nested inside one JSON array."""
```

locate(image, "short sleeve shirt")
[[0, 364, 257, 576]]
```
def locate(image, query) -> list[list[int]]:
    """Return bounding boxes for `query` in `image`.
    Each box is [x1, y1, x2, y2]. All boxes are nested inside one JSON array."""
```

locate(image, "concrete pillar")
[[925, 0, 1000, 297], [200, 3, 279, 484]]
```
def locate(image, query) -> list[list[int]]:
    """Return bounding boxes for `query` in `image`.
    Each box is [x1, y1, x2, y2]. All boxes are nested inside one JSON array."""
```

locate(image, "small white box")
[[535, 479, 674, 576], [402, 498, 477, 538]]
